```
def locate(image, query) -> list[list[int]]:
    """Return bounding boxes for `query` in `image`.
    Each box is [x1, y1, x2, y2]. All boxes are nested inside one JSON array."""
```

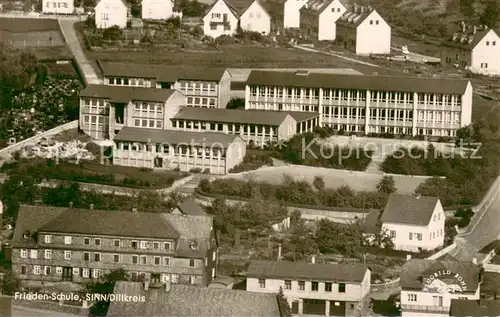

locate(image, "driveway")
[[58, 19, 101, 84]]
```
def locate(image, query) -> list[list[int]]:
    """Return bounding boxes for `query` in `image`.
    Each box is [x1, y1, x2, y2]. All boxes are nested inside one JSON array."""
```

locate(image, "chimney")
[[69, 202, 73, 208], [462, 23, 466, 33], [354, 3, 358, 13], [472, 257, 477, 265], [311, 255, 316, 264], [278, 244, 282, 261], [473, 25, 477, 35], [165, 280, 171, 292], [144, 281, 150, 291], [360, 6, 364, 13], [132, 208, 137, 213], [406, 254, 412, 261], [89, 204, 94, 210]]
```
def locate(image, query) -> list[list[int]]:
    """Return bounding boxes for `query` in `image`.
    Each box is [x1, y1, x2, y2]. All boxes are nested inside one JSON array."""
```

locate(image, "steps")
[[176, 174, 212, 195]]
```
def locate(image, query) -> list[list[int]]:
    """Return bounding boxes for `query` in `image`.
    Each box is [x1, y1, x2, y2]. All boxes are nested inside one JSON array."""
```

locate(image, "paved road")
[[12, 305, 82, 317], [58, 19, 102, 84]]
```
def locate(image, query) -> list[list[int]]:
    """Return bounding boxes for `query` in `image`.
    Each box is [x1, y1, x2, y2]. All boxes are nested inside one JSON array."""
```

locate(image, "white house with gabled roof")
[[202, 0, 239, 38], [336, 6, 391, 55], [141, 0, 174, 20], [95, 0, 129, 29], [240, 0, 271, 35], [284, 0, 307, 28], [300, 0, 346, 41]]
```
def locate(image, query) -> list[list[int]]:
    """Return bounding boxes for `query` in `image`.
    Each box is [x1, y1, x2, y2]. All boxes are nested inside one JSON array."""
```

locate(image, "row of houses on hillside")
[[202, 0, 391, 55]]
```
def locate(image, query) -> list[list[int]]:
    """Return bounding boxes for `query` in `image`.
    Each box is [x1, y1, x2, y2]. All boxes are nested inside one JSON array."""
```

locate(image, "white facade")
[[141, 0, 173, 20], [318, 0, 346, 40], [240, 0, 271, 35], [355, 10, 391, 55], [202, 0, 239, 38], [382, 202, 445, 252], [42, 0, 74, 14], [95, 0, 128, 29], [470, 29, 500, 76], [401, 287, 480, 317], [284, 0, 307, 28]]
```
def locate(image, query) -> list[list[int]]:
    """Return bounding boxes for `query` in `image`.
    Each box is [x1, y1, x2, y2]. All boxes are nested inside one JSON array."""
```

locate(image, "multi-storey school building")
[[97, 61, 232, 109], [244, 70, 473, 137], [10, 201, 219, 286]]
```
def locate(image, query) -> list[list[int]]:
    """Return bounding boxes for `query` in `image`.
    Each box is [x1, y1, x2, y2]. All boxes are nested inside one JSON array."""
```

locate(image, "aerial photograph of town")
[[0, 0, 499, 316]]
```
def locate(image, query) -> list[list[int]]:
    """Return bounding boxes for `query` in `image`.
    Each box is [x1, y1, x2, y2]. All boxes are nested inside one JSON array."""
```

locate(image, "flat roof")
[[246, 70, 470, 94], [80, 85, 176, 103], [173, 107, 319, 126], [114, 127, 242, 148]]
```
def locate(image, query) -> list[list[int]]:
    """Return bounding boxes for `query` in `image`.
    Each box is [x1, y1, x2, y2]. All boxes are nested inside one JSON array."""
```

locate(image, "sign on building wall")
[[423, 270, 468, 293]]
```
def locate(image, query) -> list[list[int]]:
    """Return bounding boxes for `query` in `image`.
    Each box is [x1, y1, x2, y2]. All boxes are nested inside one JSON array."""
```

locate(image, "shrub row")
[[228, 152, 274, 173]]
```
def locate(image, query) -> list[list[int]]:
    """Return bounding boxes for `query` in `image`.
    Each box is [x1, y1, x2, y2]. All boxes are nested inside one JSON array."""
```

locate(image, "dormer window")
[[45, 235, 52, 244], [23, 231, 30, 240], [190, 241, 198, 250]]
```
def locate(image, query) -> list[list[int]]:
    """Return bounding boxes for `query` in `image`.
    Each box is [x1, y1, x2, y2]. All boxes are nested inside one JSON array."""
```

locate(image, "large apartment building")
[[97, 62, 232, 108], [244, 70, 473, 137], [246, 259, 371, 316], [10, 201, 219, 286]]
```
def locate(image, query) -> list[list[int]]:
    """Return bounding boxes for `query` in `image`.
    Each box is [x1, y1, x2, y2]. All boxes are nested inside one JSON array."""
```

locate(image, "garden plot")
[[21, 138, 94, 161]]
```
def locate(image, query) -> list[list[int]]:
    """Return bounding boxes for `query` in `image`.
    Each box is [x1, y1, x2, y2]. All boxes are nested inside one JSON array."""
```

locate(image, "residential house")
[[141, 0, 173, 20], [202, 0, 239, 38], [171, 107, 319, 146], [284, 0, 307, 28], [94, 0, 129, 29], [265, 0, 285, 33], [107, 282, 282, 317], [441, 25, 500, 76], [9, 202, 219, 286], [300, 0, 346, 41], [244, 70, 472, 137], [363, 194, 445, 252], [450, 299, 500, 316], [42, 0, 74, 14], [98, 62, 232, 109], [336, 6, 391, 55], [239, 0, 271, 35], [400, 259, 481, 317], [246, 259, 371, 316], [79, 84, 186, 140], [113, 127, 246, 174], [0, 18, 65, 48]]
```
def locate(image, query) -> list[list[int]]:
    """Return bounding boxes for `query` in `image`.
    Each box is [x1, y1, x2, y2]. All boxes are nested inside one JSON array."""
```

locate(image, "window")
[[132, 241, 138, 249], [92, 253, 100, 262], [325, 282, 332, 292], [45, 266, 51, 275], [84, 238, 90, 245], [154, 257, 161, 265], [44, 250, 52, 259], [132, 255, 138, 264], [113, 254, 120, 263], [45, 235, 52, 243], [486, 41, 490, 46], [94, 238, 101, 246], [20, 249, 27, 258], [30, 250, 38, 259], [64, 251, 71, 260], [141, 256, 147, 265], [369, 20, 373, 24], [298, 281, 305, 290], [493, 41, 496, 46], [21, 265, 27, 275], [338, 283, 346, 293], [189, 259, 196, 267], [189, 276, 196, 284], [56, 267, 63, 275], [376, 20, 379, 25], [409, 232, 413, 240], [284, 280, 291, 290], [64, 236, 72, 244], [82, 268, 89, 278], [93, 269, 100, 279], [417, 233, 423, 241], [164, 257, 171, 266], [433, 296, 443, 306], [84, 252, 90, 261], [33, 265, 41, 275], [153, 242, 160, 250], [259, 278, 266, 288], [73, 268, 79, 277], [390, 230, 396, 238], [408, 294, 417, 302], [140, 241, 148, 249], [311, 281, 319, 291], [114, 240, 120, 247]]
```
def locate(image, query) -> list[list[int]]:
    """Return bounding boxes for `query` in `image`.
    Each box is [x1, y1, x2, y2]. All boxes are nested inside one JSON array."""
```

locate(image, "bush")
[[166, 17, 181, 28], [102, 26, 123, 41], [190, 168, 202, 173], [178, 0, 207, 17], [226, 98, 245, 109], [455, 207, 474, 228], [228, 152, 273, 173]]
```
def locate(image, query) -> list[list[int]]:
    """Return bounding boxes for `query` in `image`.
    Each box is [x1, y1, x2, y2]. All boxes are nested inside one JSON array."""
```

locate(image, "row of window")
[[133, 102, 163, 113], [179, 81, 217, 92], [173, 120, 279, 135], [133, 119, 163, 129], [21, 266, 100, 279], [45, 2, 69, 8], [259, 279, 347, 293], [246, 103, 319, 112], [107, 77, 152, 87], [116, 142, 226, 157], [43, 235, 173, 251], [388, 229, 444, 240], [186, 97, 217, 107], [407, 294, 447, 306]]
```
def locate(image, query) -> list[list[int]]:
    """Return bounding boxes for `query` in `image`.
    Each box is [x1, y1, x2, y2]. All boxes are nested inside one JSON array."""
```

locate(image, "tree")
[[315, 219, 362, 256], [87, 269, 129, 317], [312, 176, 325, 191], [1, 271, 20, 295], [460, 0, 475, 20], [480, 0, 500, 28], [277, 287, 292, 317], [226, 98, 245, 109], [376, 176, 396, 194]]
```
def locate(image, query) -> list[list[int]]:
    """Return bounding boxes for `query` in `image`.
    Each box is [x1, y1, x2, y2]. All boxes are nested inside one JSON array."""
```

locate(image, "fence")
[[426, 243, 457, 260], [0, 121, 78, 158]]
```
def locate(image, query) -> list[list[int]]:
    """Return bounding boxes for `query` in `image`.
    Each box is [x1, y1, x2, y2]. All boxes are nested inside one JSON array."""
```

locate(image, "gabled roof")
[[204, 0, 240, 20], [401, 259, 480, 292], [380, 194, 439, 226], [80, 85, 177, 103], [163, 213, 214, 258], [247, 260, 367, 282], [360, 210, 381, 234], [114, 127, 244, 148], [173, 107, 319, 126], [246, 70, 470, 95], [107, 282, 281, 317], [450, 299, 500, 316], [300, 0, 336, 15], [240, 0, 270, 19], [443, 28, 499, 50], [95, 0, 129, 9], [98, 62, 228, 83], [337, 9, 372, 28], [11, 205, 65, 247]]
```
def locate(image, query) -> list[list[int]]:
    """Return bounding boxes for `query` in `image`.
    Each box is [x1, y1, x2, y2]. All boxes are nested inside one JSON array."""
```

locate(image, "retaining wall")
[[426, 243, 457, 260]]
